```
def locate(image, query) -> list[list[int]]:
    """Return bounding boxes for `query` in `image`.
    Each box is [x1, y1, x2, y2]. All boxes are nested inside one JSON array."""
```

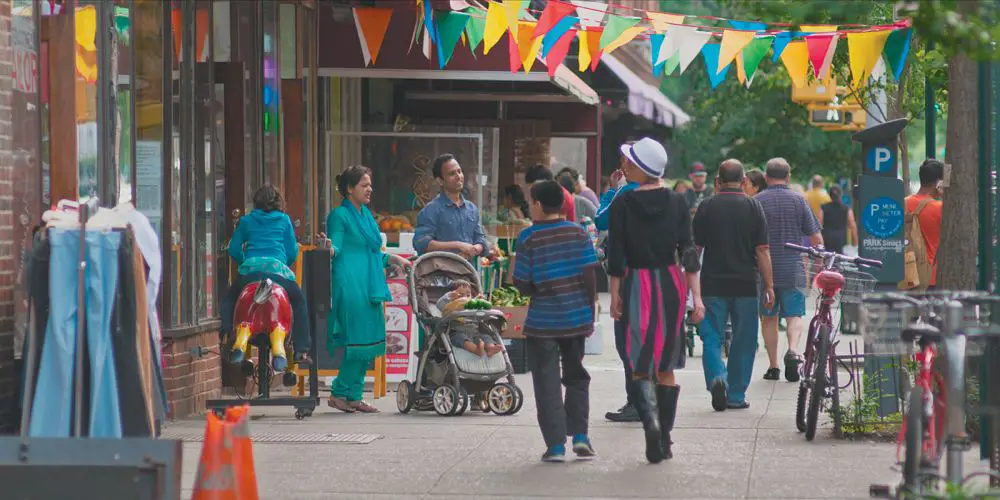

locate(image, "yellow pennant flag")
[[602, 26, 647, 55], [505, 0, 525, 39], [780, 40, 810, 88], [801, 24, 839, 33], [848, 30, 892, 87], [483, 1, 507, 55], [517, 21, 543, 72], [647, 12, 684, 33], [717, 30, 755, 75], [736, 51, 747, 85], [577, 29, 602, 72]]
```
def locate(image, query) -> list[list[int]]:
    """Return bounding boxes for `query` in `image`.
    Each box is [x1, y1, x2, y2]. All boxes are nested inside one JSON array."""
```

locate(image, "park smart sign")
[[852, 119, 908, 283], [862, 197, 904, 238]]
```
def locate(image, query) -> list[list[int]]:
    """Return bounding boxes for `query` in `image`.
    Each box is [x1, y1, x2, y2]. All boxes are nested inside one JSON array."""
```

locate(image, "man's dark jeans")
[[220, 272, 311, 353], [614, 319, 635, 405]]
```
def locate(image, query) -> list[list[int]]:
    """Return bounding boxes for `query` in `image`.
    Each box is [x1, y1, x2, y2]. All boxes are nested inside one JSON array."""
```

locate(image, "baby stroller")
[[395, 251, 525, 416]]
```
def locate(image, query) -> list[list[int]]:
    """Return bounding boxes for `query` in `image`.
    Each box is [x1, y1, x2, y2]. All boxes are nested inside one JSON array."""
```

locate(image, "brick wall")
[[162, 331, 223, 418], [0, 0, 15, 433]]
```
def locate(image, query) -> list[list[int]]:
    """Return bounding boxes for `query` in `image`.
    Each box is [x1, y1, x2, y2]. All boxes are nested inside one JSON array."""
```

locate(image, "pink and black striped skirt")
[[621, 265, 687, 374]]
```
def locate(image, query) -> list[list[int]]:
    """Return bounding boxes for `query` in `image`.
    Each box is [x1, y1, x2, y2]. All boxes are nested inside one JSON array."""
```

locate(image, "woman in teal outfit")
[[326, 165, 410, 413]]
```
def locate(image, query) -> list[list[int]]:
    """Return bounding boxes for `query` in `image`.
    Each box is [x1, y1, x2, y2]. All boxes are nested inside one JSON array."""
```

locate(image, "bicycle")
[[863, 291, 1000, 499], [784, 243, 880, 441]]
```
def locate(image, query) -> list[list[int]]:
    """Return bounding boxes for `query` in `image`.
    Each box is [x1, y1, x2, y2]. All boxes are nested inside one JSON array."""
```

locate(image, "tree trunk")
[[936, 36, 979, 290], [890, 60, 911, 195]]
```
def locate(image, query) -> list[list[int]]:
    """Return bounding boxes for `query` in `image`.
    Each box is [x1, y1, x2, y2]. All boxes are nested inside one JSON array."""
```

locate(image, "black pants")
[[220, 272, 311, 353], [614, 319, 635, 405], [527, 336, 590, 448]]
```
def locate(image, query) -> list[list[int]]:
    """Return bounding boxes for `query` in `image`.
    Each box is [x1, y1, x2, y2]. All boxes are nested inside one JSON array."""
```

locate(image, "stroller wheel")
[[454, 389, 470, 416], [396, 380, 415, 414], [488, 383, 518, 415], [432, 385, 460, 416], [476, 392, 491, 413]]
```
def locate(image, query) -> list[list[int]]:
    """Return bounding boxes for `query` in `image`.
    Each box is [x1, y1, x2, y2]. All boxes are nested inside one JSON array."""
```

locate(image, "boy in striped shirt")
[[514, 180, 599, 462]]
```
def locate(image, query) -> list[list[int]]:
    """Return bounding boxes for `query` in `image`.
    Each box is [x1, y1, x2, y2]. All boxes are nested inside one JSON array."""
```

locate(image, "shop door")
[[214, 62, 246, 291]]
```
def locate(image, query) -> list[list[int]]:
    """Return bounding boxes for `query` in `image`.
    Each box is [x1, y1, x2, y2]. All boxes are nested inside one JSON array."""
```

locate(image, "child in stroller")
[[437, 279, 503, 358]]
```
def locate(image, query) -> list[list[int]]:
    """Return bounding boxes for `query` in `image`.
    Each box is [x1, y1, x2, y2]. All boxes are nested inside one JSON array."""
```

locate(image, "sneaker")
[[605, 403, 641, 422], [784, 351, 802, 382], [542, 444, 567, 463], [710, 380, 728, 412], [762, 368, 781, 381], [572, 434, 596, 460], [727, 400, 750, 410]]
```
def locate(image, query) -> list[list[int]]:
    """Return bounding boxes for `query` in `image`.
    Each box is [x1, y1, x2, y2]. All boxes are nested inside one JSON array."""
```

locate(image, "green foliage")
[[900, 0, 1000, 61], [831, 370, 902, 437]]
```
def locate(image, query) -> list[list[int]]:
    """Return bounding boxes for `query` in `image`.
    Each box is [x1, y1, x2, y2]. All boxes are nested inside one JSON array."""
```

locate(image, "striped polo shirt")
[[755, 184, 821, 288], [513, 219, 598, 338]]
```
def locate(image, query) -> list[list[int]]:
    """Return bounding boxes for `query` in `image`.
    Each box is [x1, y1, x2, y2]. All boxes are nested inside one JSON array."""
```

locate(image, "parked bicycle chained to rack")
[[783, 243, 881, 442], [862, 291, 1000, 499]]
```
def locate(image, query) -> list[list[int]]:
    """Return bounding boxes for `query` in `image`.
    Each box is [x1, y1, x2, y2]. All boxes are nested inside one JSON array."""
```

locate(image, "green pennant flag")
[[464, 8, 486, 56], [882, 28, 912, 81], [435, 11, 471, 67], [599, 14, 641, 50], [741, 36, 772, 80], [663, 51, 681, 76]]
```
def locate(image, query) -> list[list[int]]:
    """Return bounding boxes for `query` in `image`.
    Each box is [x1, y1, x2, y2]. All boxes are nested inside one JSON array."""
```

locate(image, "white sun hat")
[[619, 137, 668, 179]]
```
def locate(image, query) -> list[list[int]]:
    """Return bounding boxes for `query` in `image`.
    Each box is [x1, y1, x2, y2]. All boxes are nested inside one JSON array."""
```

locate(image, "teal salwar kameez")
[[327, 201, 392, 402]]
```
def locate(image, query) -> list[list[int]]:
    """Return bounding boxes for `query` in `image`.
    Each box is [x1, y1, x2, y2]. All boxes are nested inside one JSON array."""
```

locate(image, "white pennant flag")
[[354, 10, 374, 65], [817, 34, 839, 80], [571, 0, 608, 28], [671, 26, 713, 75], [870, 55, 887, 83], [655, 32, 676, 66]]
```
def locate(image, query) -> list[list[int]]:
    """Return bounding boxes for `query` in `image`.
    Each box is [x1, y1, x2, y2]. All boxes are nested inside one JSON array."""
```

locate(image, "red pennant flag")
[[533, 0, 576, 39], [545, 29, 577, 76], [805, 33, 837, 79], [508, 31, 522, 73]]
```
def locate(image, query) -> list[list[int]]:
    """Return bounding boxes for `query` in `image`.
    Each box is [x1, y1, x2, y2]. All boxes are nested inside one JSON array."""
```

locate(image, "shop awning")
[[551, 65, 600, 105], [601, 53, 690, 128]]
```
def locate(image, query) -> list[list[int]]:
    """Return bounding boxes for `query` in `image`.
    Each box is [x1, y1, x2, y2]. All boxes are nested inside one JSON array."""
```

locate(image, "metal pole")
[[925, 40, 936, 159], [978, 60, 992, 292]]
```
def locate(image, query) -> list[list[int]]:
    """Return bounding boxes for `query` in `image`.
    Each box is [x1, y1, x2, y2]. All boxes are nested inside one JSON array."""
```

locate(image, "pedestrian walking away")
[[607, 137, 704, 464], [818, 185, 857, 255], [513, 180, 599, 463], [754, 158, 822, 382], [902, 159, 944, 290], [693, 160, 775, 411]]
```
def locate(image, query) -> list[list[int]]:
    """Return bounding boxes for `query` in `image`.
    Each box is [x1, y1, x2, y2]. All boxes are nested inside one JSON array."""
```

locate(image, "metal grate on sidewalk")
[[160, 430, 382, 444]]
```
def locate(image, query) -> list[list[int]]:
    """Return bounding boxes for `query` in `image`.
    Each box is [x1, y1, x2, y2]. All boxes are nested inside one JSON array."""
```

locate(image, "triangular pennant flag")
[[871, 56, 887, 83], [464, 9, 486, 54], [504, 0, 525, 39], [423, 0, 439, 52], [883, 28, 912, 81], [805, 33, 838, 78], [409, 3, 423, 55], [545, 28, 577, 76], [508, 31, 522, 73], [450, 0, 472, 10], [541, 16, 578, 57], [435, 11, 470, 67], [702, 43, 730, 90], [800, 24, 838, 33], [578, 27, 603, 72], [736, 52, 747, 85], [663, 50, 681, 75], [571, 0, 607, 28], [717, 30, 756, 74], [353, 7, 393, 66], [848, 30, 891, 87], [534, 0, 576, 39], [516, 21, 543, 72], [672, 26, 713, 74], [741, 36, 772, 81], [603, 25, 646, 55], [781, 40, 810, 88], [729, 20, 767, 32], [650, 33, 666, 76], [647, 12, 684, 32], [599, 15, 641, 50], [483, 1, 507, 54], [655, 30, 676, 65], [772, 31, 795, 62]]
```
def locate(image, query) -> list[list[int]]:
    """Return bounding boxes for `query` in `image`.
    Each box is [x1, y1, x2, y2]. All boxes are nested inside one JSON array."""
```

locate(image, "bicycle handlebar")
[[783, 243, 884, 269]]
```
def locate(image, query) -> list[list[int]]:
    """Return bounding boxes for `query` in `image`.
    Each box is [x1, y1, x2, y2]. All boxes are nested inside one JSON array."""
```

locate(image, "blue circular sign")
[[865, 146, 896, 173], [862, 196, 904, 238]]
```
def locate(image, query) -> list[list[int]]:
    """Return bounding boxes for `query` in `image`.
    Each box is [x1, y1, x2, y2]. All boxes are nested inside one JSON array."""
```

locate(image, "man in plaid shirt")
[[754, 158, 823, 383]]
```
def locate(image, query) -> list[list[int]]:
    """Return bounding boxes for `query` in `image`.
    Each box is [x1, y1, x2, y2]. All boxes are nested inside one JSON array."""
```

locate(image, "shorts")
[[760, 287, 806, 318]]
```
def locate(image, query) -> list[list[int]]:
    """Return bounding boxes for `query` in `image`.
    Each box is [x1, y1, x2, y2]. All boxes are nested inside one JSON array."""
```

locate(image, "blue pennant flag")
[[728, 20, 767, 32], [541, 16, 578, 58], [702, 43, 730, 90], [772, 31, 796, 62], [650, 33, 666, 77]]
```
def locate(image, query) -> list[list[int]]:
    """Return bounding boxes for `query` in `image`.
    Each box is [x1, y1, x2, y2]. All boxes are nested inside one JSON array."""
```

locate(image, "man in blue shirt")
[[594, 168, 638, 232], [414, 154, 491, 260]]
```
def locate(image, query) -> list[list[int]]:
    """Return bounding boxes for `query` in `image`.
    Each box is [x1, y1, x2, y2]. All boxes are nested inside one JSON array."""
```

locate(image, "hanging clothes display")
[[22, 201, 166, 439]]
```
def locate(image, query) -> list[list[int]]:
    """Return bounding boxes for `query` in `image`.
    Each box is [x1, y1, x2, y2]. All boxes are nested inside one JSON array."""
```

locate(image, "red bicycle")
[[785, 243, 880, 441]]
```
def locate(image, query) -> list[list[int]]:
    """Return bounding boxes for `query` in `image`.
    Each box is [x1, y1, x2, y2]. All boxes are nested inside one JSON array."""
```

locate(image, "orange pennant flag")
[[780, 40, 810, 88], [516, 21, 543, 72], [353, 7, 393, 66], [578, 27, 603, 72]]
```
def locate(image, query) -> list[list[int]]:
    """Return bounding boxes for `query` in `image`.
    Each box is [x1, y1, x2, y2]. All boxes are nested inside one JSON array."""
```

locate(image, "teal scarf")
[[343, 200, 392, 304]]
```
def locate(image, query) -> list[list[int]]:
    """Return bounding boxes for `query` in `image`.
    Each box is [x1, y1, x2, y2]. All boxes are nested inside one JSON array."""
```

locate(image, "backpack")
[[898, 198, 934, 290]]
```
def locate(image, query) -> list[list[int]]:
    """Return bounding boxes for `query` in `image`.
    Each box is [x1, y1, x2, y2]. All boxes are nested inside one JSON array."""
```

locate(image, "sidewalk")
[[170, 294, 993, 499]]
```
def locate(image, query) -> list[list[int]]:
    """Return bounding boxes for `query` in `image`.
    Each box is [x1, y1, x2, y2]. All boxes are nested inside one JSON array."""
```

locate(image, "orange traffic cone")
[[191, 405, 259, 500]]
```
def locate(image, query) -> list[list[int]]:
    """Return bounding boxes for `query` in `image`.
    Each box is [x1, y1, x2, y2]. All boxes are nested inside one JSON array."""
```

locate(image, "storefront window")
[[262, 2, 282, 189], [76, 2, 100, 200], [135, 0, 164, 237], [194, 2, 217, 319], [110, 1, 133, 204]]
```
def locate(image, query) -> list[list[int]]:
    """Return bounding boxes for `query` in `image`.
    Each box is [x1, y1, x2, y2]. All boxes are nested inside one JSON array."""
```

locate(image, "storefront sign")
[[385, 251, 417, 382]]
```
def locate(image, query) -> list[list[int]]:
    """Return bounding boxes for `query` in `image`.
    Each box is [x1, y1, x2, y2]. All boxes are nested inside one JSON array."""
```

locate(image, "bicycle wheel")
[[902, 385, 926, 494], [796, 325, 819, 433], [805, 325, 831, 441]]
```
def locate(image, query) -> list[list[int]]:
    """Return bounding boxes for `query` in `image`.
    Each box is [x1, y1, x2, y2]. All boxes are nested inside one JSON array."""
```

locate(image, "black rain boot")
[[656, 384, 680, 460], [630, 379, 663, 464]]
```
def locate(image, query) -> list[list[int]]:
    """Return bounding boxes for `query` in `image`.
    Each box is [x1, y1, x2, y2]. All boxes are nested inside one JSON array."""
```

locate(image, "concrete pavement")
[[169, 294, 994, 499]]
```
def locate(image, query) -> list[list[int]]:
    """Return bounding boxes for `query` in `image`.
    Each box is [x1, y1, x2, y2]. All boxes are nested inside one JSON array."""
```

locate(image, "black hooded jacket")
[[606, 187, 700, 278]]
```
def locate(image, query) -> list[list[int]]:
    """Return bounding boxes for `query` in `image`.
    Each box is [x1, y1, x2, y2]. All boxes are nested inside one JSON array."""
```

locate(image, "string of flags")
[[351, 0, 913, 90]]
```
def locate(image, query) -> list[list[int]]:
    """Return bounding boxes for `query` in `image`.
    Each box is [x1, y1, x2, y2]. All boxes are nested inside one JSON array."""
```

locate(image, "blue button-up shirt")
[[414, 193, 490, 256]]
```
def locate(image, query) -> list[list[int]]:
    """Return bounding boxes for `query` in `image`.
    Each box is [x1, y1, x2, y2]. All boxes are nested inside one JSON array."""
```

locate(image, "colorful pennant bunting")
[[435, 11, 469, 68], [464, 9, 486, 54], [545, 28, 577, 76], [741, 36, 772, 82], [514, 21, 543, 72], [781, 40, 810, 88], [353, 7, 393, 66], [717, 29, 756, 74], [672, 26, 713, 75], [534, 0, 576, 39], [883, 28, 912, 80], [599, 15, 642, 50], [663, 50, 681, 76], [805, 33, 838, 79], [578, 27, 603, 72], [848, 30, 891, 87], [571, 0, 607, 28], [729, 20, 767, 32], [505, 0, 525, 39], [800, 24, 839, 33], [701, 43, 730, 90], [541, 15, 578, 57], [772, 31, 795, 62], [483, 1, 506, 54], [650, 33, 666, 77], [647, 12, 684, 32]]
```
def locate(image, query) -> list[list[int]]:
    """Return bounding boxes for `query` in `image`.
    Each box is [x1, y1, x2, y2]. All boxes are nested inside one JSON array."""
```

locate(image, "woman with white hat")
[[606, 137, 705, 464]]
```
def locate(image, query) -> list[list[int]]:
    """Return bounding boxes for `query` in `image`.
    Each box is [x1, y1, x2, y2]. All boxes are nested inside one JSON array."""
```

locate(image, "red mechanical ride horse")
[[229, 278, 293, 371]]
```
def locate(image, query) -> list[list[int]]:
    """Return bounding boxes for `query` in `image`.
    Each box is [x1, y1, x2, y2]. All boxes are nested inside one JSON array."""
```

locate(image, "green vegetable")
[[489, 286, 529, 307], [464, 298, 494, 310]]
